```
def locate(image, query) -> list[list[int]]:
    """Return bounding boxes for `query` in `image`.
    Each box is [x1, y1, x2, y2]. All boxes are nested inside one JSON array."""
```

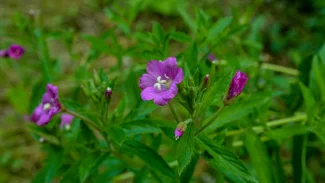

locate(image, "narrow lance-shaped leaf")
[[244, 130, 274, 183], [196, 135, 258, 183], [176, 124, 194, 175], [299, 82, 316, 121], [207, 17, 233, 43], [122, 140, 176, 179]]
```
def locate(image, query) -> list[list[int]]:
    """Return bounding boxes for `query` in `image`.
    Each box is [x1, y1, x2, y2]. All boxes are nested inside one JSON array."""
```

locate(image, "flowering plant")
[[1, 1, 325, 182]]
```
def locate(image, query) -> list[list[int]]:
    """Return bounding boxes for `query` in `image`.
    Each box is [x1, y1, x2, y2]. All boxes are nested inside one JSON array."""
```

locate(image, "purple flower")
[[224, 70, 248, 104], [60, 114, 74, 130], [174, 122, 187, 140], [140, 57, 184, 106], [7, 45, 25, 60], [174, 128, 184, 140], [0, 50, 8, 57], [208, 53, 216, 61], [31, 84, 61, 126]]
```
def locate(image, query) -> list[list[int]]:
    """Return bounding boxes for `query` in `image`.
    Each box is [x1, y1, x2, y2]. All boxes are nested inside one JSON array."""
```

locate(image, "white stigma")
[[154, 76, 168, 91], [43, 103, 51, 110]]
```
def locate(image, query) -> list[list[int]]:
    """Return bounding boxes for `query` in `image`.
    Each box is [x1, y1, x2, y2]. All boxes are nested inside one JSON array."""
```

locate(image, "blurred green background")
[[1, 0, 325, 182]]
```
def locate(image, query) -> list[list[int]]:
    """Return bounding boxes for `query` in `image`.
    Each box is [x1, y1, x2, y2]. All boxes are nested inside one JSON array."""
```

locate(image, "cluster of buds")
[[82, 69, 113, 104]]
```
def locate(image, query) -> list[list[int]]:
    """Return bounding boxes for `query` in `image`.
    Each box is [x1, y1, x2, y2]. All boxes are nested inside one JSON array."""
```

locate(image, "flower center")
[[43, 103, 51, 110], [154, 74, 172, 91]]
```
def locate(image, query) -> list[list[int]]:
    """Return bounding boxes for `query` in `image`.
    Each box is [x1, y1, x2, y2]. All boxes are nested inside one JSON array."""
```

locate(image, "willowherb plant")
[[1, 4, 325, 183]]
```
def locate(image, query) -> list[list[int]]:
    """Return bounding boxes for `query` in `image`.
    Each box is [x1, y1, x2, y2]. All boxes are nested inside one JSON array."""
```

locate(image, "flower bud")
[[200, 74, 209, 89], [105, 87, 112, 100], [60, 114, 74, 130], [174, 122, 187, 140], [224, 70, 248, 105]]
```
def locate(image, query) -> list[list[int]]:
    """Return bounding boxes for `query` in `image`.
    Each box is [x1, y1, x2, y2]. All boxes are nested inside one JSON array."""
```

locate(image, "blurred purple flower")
[[224, 70, 248, 104], [0, 44, 24, 59], [8, 45, 25, 60], [0, 50, 8, 57], [60, 114, 74, 129], [208, 53, 216, 61], [31, 84, 61, 126], [140, 57, 184, 106]]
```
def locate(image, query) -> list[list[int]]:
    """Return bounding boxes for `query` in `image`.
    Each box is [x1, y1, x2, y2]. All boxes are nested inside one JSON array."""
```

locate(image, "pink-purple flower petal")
[[146, 60, 164, 77], [226, 70, 248, 100], [139, 57, 184, 106], [8, 44, 25, 60], [139, 74, 157, 89], [60, 114, 74, 128]]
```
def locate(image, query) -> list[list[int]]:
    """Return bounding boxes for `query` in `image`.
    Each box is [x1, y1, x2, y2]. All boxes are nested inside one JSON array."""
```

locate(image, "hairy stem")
[[168, 102, 181, 123]]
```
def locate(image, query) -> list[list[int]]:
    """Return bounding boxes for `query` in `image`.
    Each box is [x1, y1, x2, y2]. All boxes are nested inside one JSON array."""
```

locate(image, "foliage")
[[1, 0, 325, 182]]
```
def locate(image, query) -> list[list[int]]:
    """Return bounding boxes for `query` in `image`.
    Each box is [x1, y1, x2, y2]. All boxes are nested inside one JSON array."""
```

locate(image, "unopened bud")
[[200, 74, 209, 89], [105, 87, 112, 100], [174, 122, 187, 140], [223, 70, 248, 105]]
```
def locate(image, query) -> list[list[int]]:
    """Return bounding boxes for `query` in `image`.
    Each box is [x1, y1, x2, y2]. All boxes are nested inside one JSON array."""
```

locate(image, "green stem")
[[195, 105, 226, 136], [65, 109, 100, 131], [168, 102, 181, 123], [262, 63, 299, 76], [64, 108, 110, 146], [225, 113, 307, 137]]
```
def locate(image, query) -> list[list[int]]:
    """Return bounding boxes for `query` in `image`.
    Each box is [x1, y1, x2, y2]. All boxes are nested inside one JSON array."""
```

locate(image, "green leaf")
[[107, 125, 125, 146], [27, 124, 60, 145], [299, 83, 316, 121], [122, 140, 176, 179], [195, 69, 233, 117], [32, 147, 63, 183], [176, 124, 194, 175], [310, 56, 325, 101], [79, 153, 107, 182], [197, 135, 257, 183], [183, 42, 198, 72], [178, 8, 196, 32], [170, 31, 192, 43], [310, 122, 325, 145], [207, 17, 232, 43], [180, 154, 199, 183], [125, 70, 141, 108], [152, 21, 165, 45], [292, 135, 307, 183], [60, 162, 79, 183], [265, 125, 309, 141], [121, 119, 162, 136], [318, 43, 325, 64], [206, 93, 270, 133], [245, 130, 274, 183]]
